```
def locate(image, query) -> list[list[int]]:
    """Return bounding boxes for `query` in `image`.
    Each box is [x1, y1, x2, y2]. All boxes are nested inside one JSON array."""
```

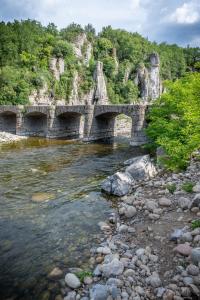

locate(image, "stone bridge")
[[0, 105, 148, 146]]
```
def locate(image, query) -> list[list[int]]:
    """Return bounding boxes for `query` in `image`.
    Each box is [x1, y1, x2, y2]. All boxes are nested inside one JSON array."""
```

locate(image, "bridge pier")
[[130, 105, 148, 146]]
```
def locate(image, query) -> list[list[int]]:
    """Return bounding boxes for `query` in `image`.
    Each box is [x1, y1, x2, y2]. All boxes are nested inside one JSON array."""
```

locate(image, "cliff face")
[[50, 57, 65, 81], [135, 53, 162, 102], [93, 61, 109, 105], [28, 35, 162, 105], [72, 33, 92, 66]]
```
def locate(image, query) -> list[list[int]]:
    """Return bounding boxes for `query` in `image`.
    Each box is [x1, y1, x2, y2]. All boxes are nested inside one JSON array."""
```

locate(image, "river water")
[[0, 138, 145, 299]]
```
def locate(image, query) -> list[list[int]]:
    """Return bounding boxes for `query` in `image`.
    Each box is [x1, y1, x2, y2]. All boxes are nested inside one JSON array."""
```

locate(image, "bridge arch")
[[23, 111, 48, 137], [54, 111, 84, 139], [92, 111, 133, 141], [0, 111, 17, 134]]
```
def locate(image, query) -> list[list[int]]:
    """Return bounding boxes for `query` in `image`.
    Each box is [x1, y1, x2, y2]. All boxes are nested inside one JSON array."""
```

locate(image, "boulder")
[[101, 172, 133, 196], [101, 155, 156, 196], [125, 155, 157, 180]]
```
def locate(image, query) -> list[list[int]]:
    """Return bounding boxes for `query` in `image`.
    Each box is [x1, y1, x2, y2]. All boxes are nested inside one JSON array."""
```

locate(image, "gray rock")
[[181, 232, 193, 243], [183, 277, 193, 285], [148, 273, 162, 288], [64, 291, 76, 300], [125, 155, 157, 180], [145, 200, 158, 212], [191, 194, 200, 208], [191, 248, 200, 265], [101, 172, 133, 196], [65, 273, 81, 289], [96, 247, 111, 255], [106, 278, 123, 287], [156, 287, 166, 298], [89, 284, 109, 300], [193, 183, 200, 193], [101, 258, 124, 277], [118, 225, 128, 233], [170, 229, 184, 242], [186, 264, 199, 276], [124, 205, 137, 218], [159, 197, 172, 207], [178, 197, 191, 210]]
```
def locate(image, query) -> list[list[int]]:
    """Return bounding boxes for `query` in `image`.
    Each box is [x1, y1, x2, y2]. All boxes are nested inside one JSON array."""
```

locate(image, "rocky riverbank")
[[0, 132, 27, 143], [46, 152, 200, 300]]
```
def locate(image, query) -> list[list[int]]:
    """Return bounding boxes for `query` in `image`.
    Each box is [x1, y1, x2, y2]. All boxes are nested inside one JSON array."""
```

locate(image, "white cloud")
[[169, 2, 200, 24]]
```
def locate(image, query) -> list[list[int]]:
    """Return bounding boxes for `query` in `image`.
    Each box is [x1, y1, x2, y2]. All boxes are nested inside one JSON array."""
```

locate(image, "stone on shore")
[[173, 243, 192, 256], [125, 155, 157, 180], [65, 273, 81, 289], [101, 172, 133, 196], [101, 258, 124, 277], [101, 155, 157, 196]]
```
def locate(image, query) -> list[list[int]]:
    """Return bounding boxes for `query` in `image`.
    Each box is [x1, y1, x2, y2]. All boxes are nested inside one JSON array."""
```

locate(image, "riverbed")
[[0, 137, 145, 299]]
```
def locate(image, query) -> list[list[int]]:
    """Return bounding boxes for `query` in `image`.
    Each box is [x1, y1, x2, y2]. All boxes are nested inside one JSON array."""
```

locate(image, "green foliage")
[[146, 72, 200, 171], [166, 183, 176, 194], [0, 20, 199, 105], [60, 23, 84, 42], [182, 182, 194, 193], [191, 219, 200, 230], [75, 270, 92, 282], [52, 40, 74, 58]]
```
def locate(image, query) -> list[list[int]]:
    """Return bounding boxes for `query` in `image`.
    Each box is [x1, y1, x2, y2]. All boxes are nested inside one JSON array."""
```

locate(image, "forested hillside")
[[0, 20, 199, 105]]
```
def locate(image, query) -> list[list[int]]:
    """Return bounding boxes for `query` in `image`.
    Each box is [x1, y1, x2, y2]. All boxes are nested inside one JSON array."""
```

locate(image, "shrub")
[[146, 72, 200, 171], [166, 183, 176, 194], [191, 220, 200, 230], [182, 182, 194, 193]]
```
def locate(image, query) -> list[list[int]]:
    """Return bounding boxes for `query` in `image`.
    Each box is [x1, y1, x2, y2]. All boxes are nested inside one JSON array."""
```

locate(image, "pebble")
[[177, 197, 191, 209], [173, 243, 192, 256], [159, 197, 172, 207], [124, 205, 137, 218], [65, 273, 81, 289], [186, 264, 199, 276], [191, 247, 200, 265], [48, 267, 63, 279]]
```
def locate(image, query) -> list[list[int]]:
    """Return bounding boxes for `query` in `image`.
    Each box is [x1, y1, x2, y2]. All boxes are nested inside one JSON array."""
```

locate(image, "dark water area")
[[0, 137, 145, 299]]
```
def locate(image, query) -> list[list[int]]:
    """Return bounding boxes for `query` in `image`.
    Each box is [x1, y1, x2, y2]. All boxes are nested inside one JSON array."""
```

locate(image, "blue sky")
[[0, 0, 200, 46]]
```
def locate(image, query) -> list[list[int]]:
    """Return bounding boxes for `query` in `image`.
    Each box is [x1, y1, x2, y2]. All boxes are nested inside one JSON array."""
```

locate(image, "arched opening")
[[56, 112, 84, 139], [93, 112, 132, 141], [114, 114, 132, 138], [24, 112, 47, 137], [0, 111, 17, 134]]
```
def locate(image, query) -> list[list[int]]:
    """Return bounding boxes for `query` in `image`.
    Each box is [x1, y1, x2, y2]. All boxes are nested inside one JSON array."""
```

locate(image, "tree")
[[146, 72, 200, 170]]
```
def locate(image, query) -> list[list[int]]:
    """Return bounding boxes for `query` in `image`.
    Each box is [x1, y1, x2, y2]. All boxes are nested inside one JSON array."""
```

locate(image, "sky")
[[0, 0, 200, 47]]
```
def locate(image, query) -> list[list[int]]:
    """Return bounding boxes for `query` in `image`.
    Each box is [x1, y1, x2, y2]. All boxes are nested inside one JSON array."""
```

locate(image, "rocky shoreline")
[[0, 132, 27, 143], [47, 151, 200, 300]]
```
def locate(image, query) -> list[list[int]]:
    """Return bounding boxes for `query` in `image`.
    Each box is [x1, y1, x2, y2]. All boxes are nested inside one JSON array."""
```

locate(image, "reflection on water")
[[0, 137, 145, 299]]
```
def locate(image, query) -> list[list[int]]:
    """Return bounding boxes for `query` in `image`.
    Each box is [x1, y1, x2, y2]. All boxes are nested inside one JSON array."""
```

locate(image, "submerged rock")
[[31, 192, 55, 202]]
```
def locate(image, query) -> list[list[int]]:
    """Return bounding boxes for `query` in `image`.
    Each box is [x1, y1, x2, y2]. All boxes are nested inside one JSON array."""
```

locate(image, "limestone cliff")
[[29, 83, 54, 105], [135, 53, 162, 102], [69, 71, 79, 105], [93, 61, 109, 105], [72, 33, 92, 66], [49, 57, 65, 80]]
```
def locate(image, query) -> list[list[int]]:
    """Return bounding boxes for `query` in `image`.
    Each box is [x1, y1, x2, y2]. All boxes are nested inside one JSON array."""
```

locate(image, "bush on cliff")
[[146, 72, 200, 171]]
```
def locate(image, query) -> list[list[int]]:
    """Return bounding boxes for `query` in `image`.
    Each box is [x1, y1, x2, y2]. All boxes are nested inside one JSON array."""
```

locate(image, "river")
[[0, 137, 145, 299]]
